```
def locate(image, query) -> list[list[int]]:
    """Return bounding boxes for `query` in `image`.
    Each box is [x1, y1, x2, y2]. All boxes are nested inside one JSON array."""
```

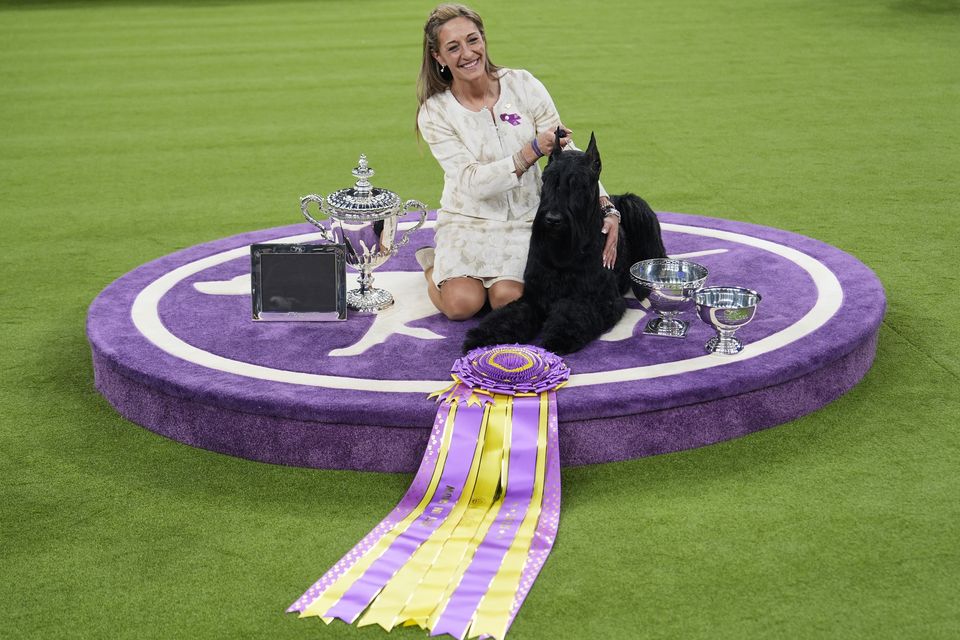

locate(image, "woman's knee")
[[443, 296, 484, 320], [488, 281, 523, 310], [440, 280, 486, 320]]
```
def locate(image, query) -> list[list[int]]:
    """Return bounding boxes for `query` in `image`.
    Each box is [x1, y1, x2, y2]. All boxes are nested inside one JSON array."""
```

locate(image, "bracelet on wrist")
[[601, 204, 621, 222], [513, 150, 532, 173], [531, 137, 544, 158]]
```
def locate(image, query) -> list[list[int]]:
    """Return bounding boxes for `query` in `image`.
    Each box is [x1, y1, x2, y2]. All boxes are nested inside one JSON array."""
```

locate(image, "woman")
[[416, 3, 621, 320]]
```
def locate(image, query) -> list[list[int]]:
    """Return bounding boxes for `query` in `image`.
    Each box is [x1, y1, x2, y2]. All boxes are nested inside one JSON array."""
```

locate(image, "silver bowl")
[[695, 286, 762, 355], [630, 258, 709, 338]]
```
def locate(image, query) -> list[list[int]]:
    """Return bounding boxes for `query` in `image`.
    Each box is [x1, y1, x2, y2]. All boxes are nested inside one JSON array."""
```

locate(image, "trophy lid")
[[324, 154, 402, 221]]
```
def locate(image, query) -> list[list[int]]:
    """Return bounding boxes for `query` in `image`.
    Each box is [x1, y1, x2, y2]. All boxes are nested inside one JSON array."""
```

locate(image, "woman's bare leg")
[[425, 270, 486, 320], [488, 280, 523, 309]]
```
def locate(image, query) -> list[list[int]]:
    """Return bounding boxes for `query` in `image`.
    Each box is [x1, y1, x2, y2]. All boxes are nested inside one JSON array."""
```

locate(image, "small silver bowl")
[[695, 286, 762, 355], [630, 258, 709, 338]]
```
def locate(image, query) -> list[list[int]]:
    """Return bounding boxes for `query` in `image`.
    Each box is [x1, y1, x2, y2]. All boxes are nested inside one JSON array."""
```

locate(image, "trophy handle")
[[393, 200, 429, 254], [299, 194, 335, 242]]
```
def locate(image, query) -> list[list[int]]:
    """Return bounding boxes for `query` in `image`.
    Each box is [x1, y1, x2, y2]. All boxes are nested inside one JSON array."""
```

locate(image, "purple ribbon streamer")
[[286, 402, 452, 613], [504, 391, 561, 632], [430, 396, 541, 639], [323, 402, 486, 623]]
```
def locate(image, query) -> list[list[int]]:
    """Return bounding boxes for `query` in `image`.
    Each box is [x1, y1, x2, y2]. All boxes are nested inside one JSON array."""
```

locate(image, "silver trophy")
[[695, 286, 762, 355], [630, 258, 709, 338], [300, 154, 427, 312]]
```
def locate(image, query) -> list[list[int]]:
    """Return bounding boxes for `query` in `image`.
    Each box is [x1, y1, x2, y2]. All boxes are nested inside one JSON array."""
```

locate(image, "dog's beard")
[[535, 223, 578, 268]]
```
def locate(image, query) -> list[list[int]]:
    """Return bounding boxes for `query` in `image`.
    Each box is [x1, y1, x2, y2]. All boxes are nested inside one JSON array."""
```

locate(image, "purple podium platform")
[[87, 212, 885, 472]]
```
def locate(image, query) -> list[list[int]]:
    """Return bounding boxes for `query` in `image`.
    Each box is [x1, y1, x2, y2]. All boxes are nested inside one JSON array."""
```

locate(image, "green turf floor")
[[2, 0, 958, 638]]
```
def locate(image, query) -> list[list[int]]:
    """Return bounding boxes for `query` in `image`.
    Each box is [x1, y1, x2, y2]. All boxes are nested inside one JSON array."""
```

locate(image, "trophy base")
[[347, 288, 394, 313], [643, 317, 689, 338], [705, 334, 744, 355]]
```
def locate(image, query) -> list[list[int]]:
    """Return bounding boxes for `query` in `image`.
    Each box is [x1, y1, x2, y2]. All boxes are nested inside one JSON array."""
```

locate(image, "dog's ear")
[[547, 126, 564, 164], [585, 132, 601, 176]]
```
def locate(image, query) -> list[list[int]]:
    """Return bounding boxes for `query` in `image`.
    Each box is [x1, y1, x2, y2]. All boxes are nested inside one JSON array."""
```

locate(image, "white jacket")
[[417, 68, 606, 223]]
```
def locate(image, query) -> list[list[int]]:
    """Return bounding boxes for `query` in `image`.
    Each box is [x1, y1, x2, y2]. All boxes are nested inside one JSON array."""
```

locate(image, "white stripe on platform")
[[131, 223, 842, 392]]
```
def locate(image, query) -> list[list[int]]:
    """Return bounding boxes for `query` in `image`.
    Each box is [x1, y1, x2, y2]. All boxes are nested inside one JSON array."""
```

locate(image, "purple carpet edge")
[[89, 329, 879, 472]]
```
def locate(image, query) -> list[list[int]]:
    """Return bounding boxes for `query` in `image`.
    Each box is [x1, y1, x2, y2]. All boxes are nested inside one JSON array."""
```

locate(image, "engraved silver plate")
[[251, 243, 348, 321]]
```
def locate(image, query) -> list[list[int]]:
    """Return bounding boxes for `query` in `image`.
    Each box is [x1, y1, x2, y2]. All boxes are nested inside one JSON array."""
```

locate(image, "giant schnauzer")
[[462, 132, 666, 355]]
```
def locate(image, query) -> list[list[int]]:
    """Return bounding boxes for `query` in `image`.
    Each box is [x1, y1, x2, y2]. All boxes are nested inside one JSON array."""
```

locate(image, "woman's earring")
[[440, 63, 446, 74]]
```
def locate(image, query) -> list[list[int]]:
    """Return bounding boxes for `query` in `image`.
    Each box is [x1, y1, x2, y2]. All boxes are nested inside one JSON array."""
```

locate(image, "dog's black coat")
[[463, 133, 666, 355]]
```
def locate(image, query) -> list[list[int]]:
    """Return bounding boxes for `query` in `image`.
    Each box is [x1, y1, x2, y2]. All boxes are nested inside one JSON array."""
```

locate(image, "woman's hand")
[[534, 125, 573, 156], [601, 216, 619, 268], [515, 125, 574, 176], [600, 196, 620, 268]]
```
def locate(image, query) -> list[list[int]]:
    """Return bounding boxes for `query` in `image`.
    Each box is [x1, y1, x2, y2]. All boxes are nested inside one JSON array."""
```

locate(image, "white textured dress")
[[417, 68, 583, 287]]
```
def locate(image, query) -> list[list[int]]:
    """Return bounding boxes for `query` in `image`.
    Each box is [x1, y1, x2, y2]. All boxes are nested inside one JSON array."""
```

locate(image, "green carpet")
[[2, 0, 958, 638]]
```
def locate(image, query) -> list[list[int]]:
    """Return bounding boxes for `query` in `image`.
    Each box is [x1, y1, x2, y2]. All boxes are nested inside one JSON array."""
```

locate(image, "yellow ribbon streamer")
[[299, 402, 459, 620], [426, 394, 514, 631], [468, 393, 549, 639], [356, 403, 491, 630], [401, 394, 512, 628]]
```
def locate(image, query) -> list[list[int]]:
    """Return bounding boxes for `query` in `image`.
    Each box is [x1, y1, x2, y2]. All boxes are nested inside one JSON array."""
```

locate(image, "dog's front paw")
[[541, 335, 584, 356]]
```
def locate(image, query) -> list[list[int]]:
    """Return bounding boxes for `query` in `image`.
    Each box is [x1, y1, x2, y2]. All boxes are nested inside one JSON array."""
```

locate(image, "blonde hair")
[[416, 4, 501, 134]]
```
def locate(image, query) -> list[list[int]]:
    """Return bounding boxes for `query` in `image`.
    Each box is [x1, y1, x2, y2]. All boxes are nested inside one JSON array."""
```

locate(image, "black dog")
[[462, 132, 666, 355]]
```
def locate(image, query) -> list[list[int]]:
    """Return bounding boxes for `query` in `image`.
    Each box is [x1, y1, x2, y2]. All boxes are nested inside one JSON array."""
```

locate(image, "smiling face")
[[432, 16, 487, 83]]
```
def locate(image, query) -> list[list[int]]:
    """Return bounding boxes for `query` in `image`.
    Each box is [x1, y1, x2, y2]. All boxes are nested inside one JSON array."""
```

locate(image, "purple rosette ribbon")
[[435, 344, 569, 404]]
